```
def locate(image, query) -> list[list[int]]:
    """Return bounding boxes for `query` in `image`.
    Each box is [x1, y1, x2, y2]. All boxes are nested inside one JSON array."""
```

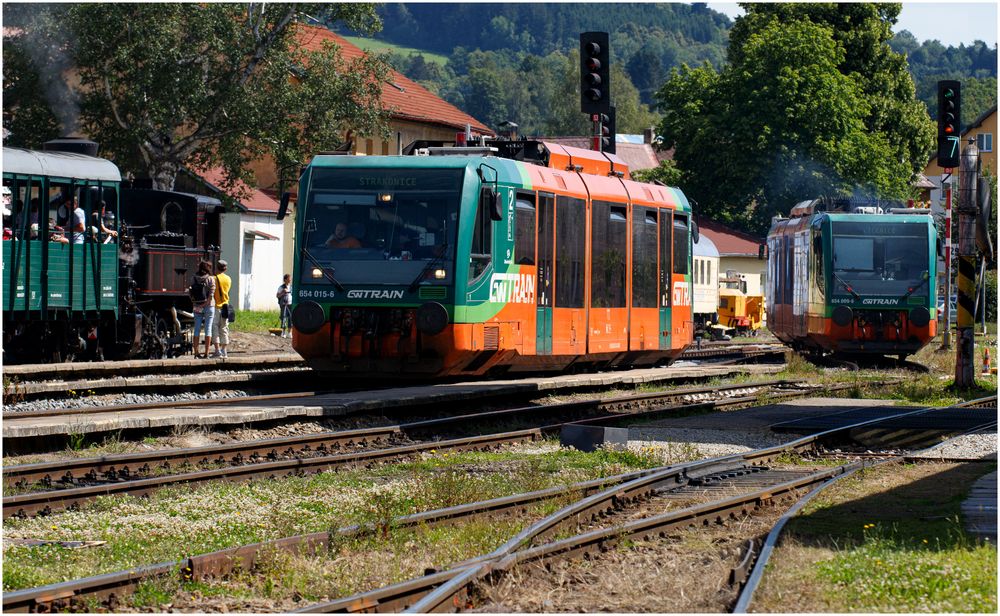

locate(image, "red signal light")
[[945, 125, 954, 134]]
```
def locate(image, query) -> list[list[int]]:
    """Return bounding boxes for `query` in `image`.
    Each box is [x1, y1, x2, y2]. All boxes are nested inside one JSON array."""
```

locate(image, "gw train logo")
[[489, 273, 536, 304], [861, 298, 901, 306], [347, 289, 405, 300]]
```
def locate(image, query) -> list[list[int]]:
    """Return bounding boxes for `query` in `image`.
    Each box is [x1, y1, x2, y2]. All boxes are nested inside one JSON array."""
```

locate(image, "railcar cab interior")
[[300, 167, 462, 286]]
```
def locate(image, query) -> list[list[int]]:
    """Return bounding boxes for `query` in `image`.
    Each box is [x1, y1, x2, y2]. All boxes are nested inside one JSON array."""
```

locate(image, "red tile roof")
[[695, 216, 763, 257], [191, 166, 280, 214], [294, 25, 491, 135]]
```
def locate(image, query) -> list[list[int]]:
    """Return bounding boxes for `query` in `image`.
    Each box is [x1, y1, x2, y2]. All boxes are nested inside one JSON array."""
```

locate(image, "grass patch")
[[1, 445, 660, 593], [752, 462, 997, 612], [340, 35, 449, 66], [228, 310, 281, 334]]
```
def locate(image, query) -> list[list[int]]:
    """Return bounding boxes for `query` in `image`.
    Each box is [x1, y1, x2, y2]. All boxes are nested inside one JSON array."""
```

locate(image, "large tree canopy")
[[4, 3, 393, 193], [656, 2, 935, 233]]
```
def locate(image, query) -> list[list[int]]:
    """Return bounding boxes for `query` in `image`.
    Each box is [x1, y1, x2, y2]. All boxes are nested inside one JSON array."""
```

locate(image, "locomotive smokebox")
[[43, 138, 99, 158]]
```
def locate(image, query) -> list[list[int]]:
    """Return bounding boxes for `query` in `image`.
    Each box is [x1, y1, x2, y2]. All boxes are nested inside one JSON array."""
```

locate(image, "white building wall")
[[221, 212, 286, 312], [720, 257, 766, 297]]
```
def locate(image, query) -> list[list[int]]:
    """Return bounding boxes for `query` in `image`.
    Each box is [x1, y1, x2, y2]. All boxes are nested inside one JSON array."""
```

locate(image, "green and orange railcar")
[[766, 198, 938, 361], [288, 139, 694, 376]]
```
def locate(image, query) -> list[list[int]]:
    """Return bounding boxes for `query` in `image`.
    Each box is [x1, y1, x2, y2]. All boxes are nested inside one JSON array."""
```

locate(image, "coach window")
[[514, 193, 536, 265], [469, 189, 494, 281], [632, 207, 658, 308], [591, 201, 627, 308], [659, 210, 673, 306], [555, 196, 585, 308], [673, 213, 690, 275]]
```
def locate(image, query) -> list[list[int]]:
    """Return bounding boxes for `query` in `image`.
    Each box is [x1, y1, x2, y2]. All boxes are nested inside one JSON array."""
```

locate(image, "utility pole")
[[954, 138, 979, 387], [941, 175, 953, 349]]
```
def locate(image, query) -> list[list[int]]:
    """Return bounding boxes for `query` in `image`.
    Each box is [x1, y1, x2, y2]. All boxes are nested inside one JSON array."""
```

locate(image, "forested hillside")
[[890, 30, 997, 123], [344, 4, 996, 135]]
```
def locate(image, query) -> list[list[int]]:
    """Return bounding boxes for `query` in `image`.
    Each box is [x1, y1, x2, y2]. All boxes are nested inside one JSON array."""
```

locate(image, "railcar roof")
[[693, 234, 719, 257], [824, 212, 935, 223], [3, 147, 122, 182]]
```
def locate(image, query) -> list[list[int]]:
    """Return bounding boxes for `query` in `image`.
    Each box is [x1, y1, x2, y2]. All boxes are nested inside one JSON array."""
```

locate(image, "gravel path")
[[911, 432, 998, 460], [2, 388, 252, 414]]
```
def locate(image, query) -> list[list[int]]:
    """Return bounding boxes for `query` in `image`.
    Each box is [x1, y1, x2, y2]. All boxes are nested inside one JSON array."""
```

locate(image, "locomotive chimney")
[[43, 137, 99, 157]]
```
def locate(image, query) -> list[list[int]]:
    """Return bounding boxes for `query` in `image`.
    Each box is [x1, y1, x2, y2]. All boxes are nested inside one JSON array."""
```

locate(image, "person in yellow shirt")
[[212, 260, 233, 358]]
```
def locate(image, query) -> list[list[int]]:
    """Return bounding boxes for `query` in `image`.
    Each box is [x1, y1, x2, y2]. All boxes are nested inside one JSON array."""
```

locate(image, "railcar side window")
[[659, 210, 673, 307], [555, 197, 585, 308], [591, 201, 627, 308], [514, 193, 535, 266], [672, 214, 690, 275], [469, 190, 494, 281], [632, 207, 657, 308]]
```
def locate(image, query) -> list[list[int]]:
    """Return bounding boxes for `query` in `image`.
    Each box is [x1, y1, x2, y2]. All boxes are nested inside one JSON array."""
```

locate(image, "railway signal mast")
[[937, 81, 960, 350], [580, 32, 615, 154]]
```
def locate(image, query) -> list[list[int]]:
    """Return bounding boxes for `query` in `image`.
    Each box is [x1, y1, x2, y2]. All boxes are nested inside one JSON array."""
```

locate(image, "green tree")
[[1, 41, 62, 148], [15, 4, 392, 193], [631, 159, 682, 186], [657, 4, 934, 233]]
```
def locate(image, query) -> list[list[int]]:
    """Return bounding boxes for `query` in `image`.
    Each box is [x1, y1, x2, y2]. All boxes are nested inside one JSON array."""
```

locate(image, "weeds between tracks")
[[1, 444, 666, 594]]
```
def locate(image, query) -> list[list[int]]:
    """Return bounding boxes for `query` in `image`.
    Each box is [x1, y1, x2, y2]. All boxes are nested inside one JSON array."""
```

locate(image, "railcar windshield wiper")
[[833, 271, 861, 300], [407, 242, 449, 293], [301, 224, 345, 291], [300, 247, 345, 291], [900, 272, 929, 300]]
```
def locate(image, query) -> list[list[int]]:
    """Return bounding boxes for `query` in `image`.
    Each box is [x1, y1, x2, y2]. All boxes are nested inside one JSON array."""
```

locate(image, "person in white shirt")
[[276, 274, 293, 338]]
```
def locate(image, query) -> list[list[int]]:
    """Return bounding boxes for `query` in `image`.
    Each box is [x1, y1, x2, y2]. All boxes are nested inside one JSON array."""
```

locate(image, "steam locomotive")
[[2, 142, 223, 362]]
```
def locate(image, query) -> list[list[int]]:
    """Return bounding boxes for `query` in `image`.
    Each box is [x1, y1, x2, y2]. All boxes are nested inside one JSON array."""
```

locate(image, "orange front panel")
[[629, 307, 659, 350]]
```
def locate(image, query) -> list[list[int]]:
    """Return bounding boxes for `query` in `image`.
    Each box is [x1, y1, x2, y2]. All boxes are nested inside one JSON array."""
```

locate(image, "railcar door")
[[589, 200, 629, 353], [552, 196, 586, 355], [535, 193, 554, 355], [658, 209, 673, 348]]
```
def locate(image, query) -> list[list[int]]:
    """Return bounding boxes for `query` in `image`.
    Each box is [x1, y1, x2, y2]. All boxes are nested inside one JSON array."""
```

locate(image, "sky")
[[706, 2, 998, 47]]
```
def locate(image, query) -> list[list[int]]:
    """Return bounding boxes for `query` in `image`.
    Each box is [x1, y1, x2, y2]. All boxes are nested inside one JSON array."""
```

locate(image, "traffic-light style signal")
[[580, 32, 610, 115], [937, 80, 961, 168], [589, 110, 616, 154]]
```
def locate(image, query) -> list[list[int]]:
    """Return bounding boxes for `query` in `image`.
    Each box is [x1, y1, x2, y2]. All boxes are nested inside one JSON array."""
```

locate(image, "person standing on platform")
[[189, 260, 216, 358], [212, 260, 232, 358], [277, 273, 293, 338]]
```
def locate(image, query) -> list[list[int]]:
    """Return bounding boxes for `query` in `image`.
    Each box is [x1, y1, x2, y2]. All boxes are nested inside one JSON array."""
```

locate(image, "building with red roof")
[[177, 23, 493, 310], [695, 216, 766, 296]]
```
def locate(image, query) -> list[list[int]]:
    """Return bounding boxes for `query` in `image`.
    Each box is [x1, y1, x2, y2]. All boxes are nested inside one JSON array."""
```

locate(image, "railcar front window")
[[301, 168, 462, 286], [831, 221, 929, 299]]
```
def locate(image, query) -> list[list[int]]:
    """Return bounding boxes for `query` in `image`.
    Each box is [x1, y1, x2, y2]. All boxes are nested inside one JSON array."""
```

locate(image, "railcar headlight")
[[434, 269, 447, 280], [311, 267, 323, 279], [378, 193, 393, 203]]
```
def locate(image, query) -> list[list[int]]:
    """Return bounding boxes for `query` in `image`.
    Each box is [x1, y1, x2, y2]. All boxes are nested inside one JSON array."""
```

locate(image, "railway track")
[[3, 380, 814, 517], [3, 343, 787, 405], [3, 395, 992, 613]]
